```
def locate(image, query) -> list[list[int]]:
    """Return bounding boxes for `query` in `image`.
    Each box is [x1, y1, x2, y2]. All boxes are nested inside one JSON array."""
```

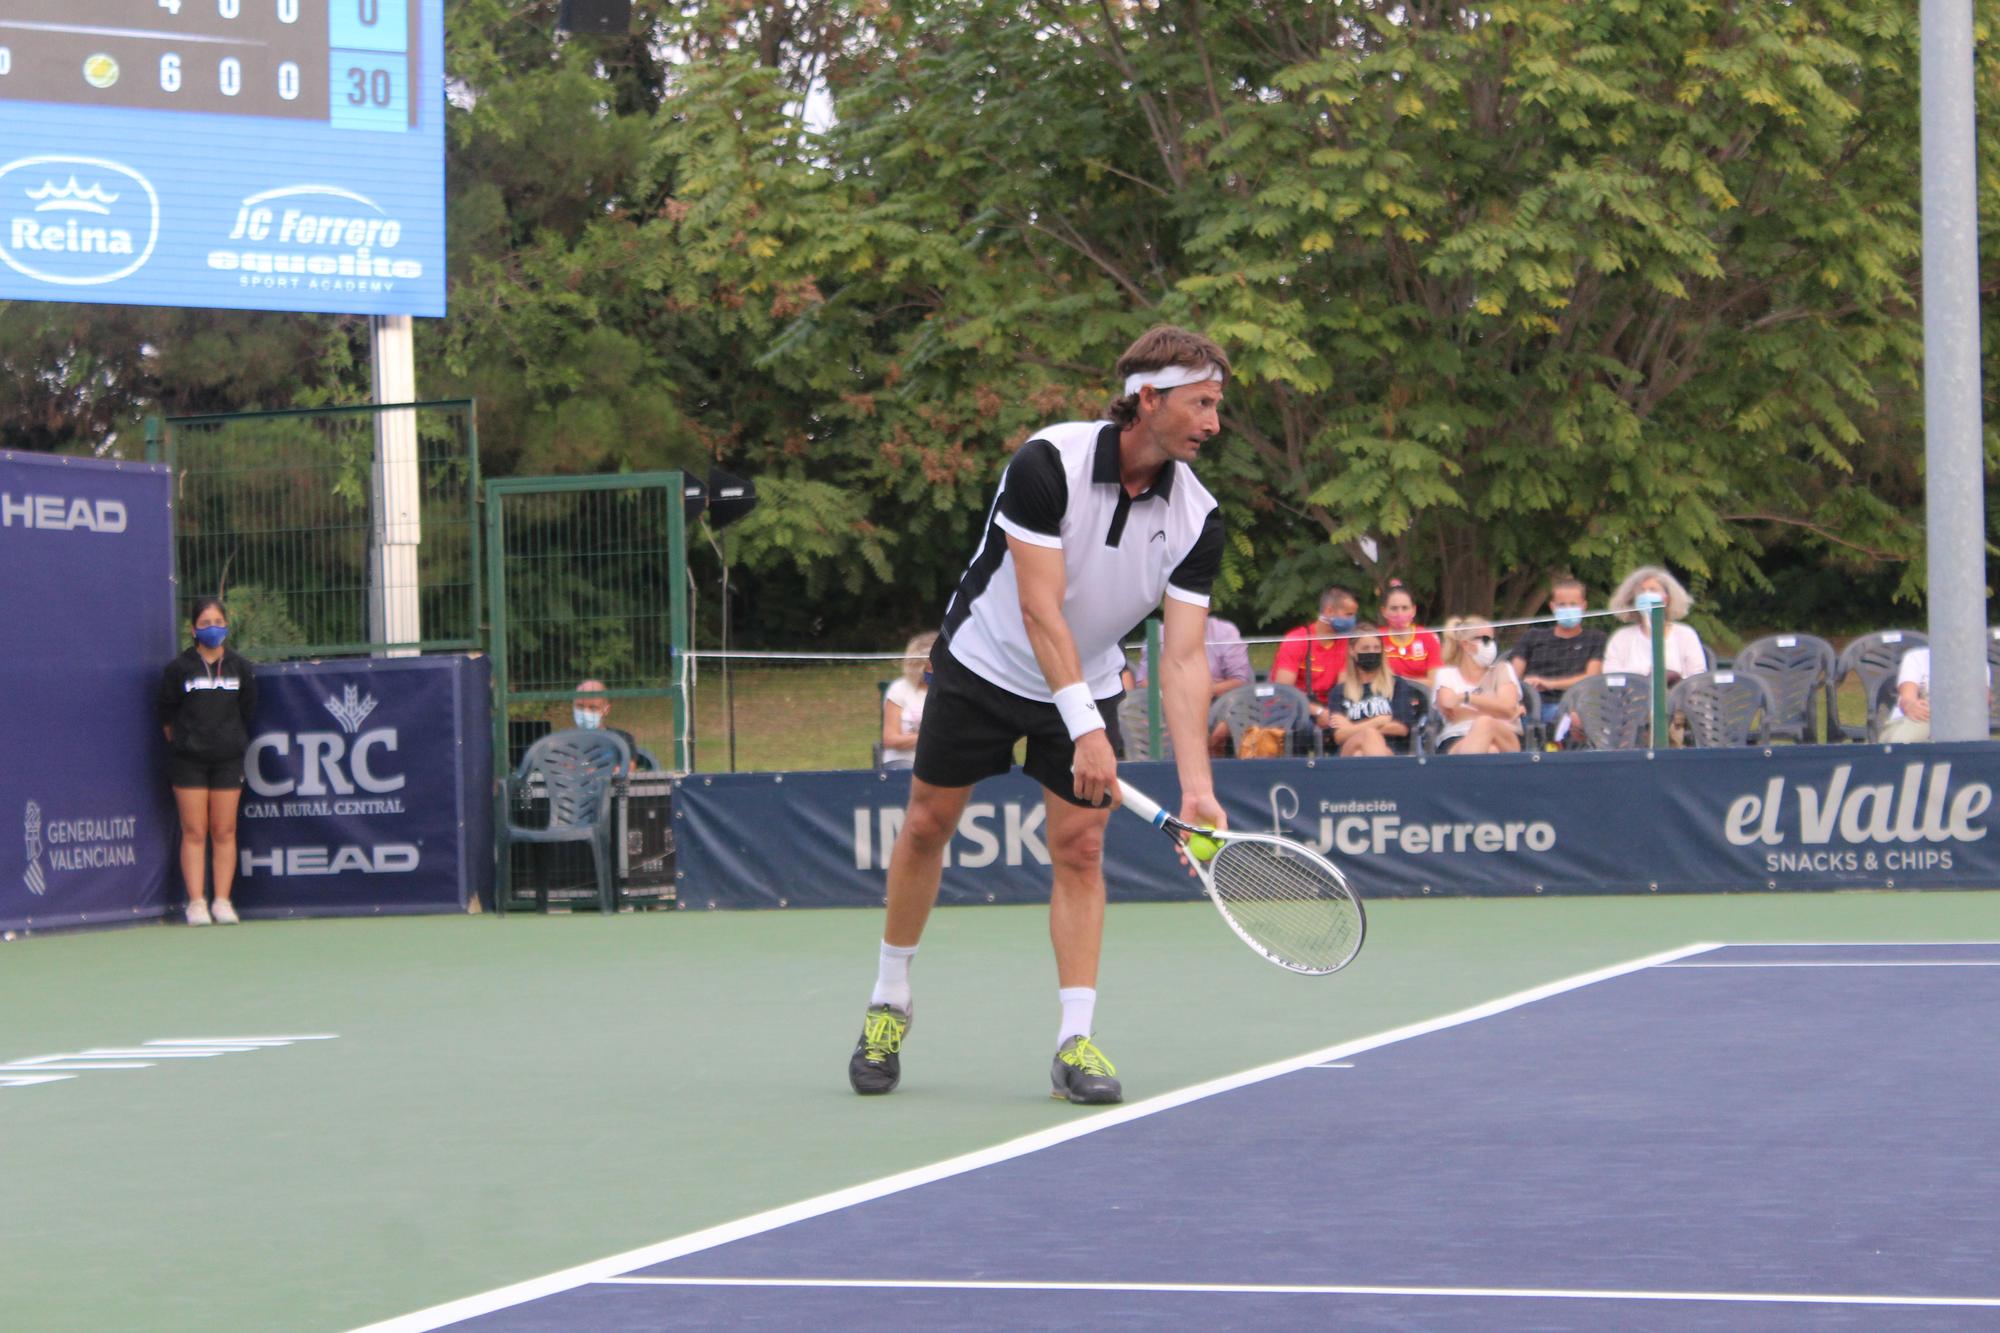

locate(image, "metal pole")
[[369, 315, 423, 657], [1921, 0, 1989, 740], [1649, 604, 1669, 747]]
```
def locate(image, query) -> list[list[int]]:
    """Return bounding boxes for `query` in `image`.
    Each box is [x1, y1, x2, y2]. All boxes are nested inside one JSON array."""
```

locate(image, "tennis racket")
[[1116, 779, 1365, 975]]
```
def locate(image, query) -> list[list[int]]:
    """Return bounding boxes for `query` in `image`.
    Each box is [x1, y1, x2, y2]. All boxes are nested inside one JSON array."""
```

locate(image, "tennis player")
[[849, 326, 1231, 1104]]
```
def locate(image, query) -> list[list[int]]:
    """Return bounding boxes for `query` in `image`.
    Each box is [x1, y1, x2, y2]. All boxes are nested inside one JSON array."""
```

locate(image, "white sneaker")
[[185, 899, 212, 926], [211, 899, 240, 925]]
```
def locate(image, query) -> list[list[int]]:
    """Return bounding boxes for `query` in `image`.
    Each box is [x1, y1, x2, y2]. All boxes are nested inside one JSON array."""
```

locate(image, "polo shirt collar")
[[1092, 424, 1177, 501]]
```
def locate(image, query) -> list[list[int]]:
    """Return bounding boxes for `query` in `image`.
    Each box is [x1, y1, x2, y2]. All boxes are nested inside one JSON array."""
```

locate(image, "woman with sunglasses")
[[155, 597, 258, 925], [1432, 615, 1523, 755]]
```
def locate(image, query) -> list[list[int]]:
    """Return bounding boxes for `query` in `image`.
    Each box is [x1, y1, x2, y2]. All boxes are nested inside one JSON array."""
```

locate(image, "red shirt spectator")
[[1272, 625, 1346, 702], [1378, 582, 1440, 681]]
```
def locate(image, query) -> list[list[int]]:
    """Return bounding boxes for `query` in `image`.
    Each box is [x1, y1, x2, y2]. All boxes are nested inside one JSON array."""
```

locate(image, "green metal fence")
[[150, 400, 480, 657], [485, 473, 690, 773]]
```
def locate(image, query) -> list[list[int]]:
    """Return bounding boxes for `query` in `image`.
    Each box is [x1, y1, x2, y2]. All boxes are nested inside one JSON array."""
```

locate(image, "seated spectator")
[[1601, 566, 1705, 684], [1320, 626, 1426, 756], [572, 679, 640, 763], [1433, 616, 1524, 754], [1378, 579, 1443, 682], [1509, 576, 1606, 730], [880, 631, 937, 769], [1133, 614, 1254, 755], [1271, 586, 1357, 711], [1879, 647, 1992, 743]]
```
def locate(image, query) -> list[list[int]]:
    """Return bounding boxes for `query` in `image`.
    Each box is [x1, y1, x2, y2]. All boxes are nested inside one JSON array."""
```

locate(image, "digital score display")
[[0, 0, 444, 315]]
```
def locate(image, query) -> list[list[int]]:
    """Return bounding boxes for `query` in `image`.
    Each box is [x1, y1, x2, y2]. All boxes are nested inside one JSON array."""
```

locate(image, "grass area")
[[4, 892, 1997, 1331]]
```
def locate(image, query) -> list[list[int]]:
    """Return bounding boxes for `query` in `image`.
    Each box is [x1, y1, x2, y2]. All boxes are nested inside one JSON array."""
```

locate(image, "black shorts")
[[168, 755, 244, 790], [913, 640, 1123, 807]]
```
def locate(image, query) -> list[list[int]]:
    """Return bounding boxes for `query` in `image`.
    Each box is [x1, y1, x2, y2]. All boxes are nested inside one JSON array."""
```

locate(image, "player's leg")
[[206, 778, 243, 924], [172, 784, 212, 925], [850, 640, 1014, 1096], [882, 779, 973, 950], [1040, 791, 1122, 1104]]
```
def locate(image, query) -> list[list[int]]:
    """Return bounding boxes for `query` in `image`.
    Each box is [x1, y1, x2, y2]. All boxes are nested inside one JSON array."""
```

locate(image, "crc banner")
[[671, 743, 2000, 909], [0, 452, 177, 932], [237, 655, 491, 917]]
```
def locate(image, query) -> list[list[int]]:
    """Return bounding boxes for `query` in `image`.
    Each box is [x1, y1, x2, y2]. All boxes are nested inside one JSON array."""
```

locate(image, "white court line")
[[349, 940, 1723, 1333], [599, 1275, 2000, 1309], [1659, 961, 2000, 968], [1702, 940, 2000, 948]]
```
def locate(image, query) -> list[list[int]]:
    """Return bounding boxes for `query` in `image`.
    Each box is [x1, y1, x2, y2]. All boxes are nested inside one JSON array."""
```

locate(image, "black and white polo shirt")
[[941, 421, 1223, 702]]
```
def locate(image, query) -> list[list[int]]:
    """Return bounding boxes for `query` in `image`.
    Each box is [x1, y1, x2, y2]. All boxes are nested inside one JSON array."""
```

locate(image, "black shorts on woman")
[[913, 638, 1124, 807]]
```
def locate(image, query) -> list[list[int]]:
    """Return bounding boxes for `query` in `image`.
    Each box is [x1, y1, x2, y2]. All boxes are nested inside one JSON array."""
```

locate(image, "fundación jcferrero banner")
[[670, 744, 2000, 910], [0, 451, 177, 933]]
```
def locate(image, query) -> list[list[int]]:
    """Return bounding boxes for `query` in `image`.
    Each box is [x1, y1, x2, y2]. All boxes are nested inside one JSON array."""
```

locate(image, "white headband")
[[1123, 363, 1223, 397]]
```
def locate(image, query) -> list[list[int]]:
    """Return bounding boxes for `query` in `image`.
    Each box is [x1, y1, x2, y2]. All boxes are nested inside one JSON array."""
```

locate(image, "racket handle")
[[1116, 779, 1168, 828]]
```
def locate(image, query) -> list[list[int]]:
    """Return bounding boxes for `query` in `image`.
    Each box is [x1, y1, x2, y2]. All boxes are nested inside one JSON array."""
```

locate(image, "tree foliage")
[[5, 0, 1997, 645]]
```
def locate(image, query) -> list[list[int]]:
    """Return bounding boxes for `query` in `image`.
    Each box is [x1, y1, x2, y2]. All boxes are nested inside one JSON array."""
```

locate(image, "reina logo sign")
[[0, 156, 160, 287]]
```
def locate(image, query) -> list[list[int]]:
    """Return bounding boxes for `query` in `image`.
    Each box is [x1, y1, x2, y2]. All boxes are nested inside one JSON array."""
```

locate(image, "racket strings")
[[1209, 839, 1362, 972]]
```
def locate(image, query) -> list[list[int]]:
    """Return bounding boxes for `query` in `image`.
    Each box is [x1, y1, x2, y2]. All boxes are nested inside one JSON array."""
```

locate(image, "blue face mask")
[[922, 669, 934, 686], [572, 707, 603, 730], [1633, 591, 1665, 615], [1553, 606, 1584, 629], [1323, 615, 1357, 633], [194, 625, 229, 649]]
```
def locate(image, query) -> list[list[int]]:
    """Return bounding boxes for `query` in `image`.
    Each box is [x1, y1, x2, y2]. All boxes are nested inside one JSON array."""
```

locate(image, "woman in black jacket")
[[156, 598, 257, 925]]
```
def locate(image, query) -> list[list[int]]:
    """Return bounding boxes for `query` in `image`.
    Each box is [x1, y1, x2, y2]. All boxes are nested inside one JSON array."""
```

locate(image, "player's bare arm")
[[1158, 595, 1226, 833], [1008, 534, 1117, 808]]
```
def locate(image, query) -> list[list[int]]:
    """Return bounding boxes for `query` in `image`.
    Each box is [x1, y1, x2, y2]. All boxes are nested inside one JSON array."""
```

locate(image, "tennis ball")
[[1185, 834, 1220, 862]]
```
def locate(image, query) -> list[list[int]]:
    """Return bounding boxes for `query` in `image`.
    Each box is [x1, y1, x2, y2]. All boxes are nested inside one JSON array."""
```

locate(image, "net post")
[[1649, 604, 1669, 745], [1144, 616, 1163, 758], [144, 415, 162, 464]]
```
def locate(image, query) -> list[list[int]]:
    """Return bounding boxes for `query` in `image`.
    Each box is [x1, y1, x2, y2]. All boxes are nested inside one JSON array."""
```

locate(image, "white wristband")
[[1053, 683, 1105, 740]]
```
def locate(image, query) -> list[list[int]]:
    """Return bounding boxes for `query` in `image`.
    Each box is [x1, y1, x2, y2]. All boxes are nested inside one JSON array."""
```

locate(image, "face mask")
[[1472, 640, 1498, 668], [194, 625, 229, 649], [1353, 652, 1383, 673], [1323, 614, 1357, 633], [572, 707, 603, 730], [1634, 591, 1665, 614], [922, 669, 934, 686], [1383, 610, 1415, 630], [1553, 606, 1584, 629]]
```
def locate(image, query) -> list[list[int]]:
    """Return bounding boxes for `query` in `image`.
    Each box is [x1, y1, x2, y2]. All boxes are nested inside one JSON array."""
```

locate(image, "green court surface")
[[5, 890, 1998, 1332]]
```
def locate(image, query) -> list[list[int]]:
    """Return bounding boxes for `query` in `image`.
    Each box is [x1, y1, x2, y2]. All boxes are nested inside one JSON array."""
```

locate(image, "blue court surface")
[[366, 942, 2000, 1331]]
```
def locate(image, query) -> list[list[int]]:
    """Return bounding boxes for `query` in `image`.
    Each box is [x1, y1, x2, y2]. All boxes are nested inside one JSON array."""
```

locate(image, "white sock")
[[871, 940, 918, 1010], [1057, 987, 1097, 1046]]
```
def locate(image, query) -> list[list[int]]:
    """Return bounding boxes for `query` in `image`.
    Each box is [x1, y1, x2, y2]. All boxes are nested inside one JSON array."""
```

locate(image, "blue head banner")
[[0, 452, 176, 932], [237, 655, 491, 916]]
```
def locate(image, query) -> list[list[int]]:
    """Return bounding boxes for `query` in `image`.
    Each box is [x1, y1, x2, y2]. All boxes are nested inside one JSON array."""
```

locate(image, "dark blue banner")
[[236, 655, 491, 917], [671, 743, 2000, 909], [0, 452, 176, 933]]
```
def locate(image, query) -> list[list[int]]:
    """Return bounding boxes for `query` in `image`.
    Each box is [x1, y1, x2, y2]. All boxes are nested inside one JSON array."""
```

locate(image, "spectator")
[[1601, 566, 1705, 684], [1508, 576, 1606, 730], [1879, 647, 1992, 743], [157, 597, 256, 926], [1321, 626, 1426, 756], [1133, 615, 1254, 755], [1378, 579, 1443, 682], [1433, 616, 1524, 754], [572, 678, 641, 762], [1271, 587, 1357, 710], [881, 632, 938, 769]]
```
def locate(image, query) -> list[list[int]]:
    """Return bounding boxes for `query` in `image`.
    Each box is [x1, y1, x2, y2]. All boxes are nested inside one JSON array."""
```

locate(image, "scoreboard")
[[0, 0, 444, 316]]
